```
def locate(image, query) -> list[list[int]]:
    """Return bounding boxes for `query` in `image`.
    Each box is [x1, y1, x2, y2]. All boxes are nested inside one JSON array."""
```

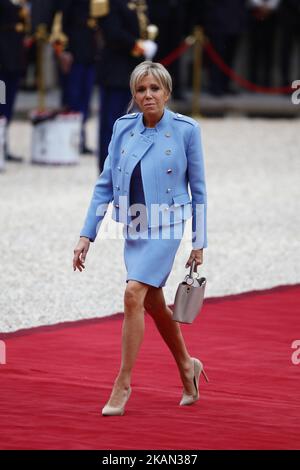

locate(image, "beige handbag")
[[173, 260, 206, 324]]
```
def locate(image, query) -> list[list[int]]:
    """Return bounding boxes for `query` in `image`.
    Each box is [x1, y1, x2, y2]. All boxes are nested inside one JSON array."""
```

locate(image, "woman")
[[73, 61, 208, 416]]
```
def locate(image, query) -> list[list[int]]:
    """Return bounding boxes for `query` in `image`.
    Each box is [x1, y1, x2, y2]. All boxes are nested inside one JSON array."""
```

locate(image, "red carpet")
[[0, 284, 300, 450]]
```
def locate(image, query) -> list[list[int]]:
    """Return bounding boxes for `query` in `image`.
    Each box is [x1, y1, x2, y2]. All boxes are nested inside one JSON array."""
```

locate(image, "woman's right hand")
[[73, 237, 90, 272]]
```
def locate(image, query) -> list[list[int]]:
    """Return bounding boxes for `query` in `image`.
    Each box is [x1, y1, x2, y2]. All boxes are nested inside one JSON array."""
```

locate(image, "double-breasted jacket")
[[80, 108, 207, 248]]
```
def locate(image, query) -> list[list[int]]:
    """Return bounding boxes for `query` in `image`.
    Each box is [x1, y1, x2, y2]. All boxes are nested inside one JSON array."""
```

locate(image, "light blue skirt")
[[123, 221, 186, 288]]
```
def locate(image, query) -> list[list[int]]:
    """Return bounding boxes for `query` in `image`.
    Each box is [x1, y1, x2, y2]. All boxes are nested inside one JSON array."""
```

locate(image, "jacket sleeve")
[[79, 122, 117, 241], [187, 123, 208, 249], [99, 0, 137, 53], [61, 0, 73, 35]]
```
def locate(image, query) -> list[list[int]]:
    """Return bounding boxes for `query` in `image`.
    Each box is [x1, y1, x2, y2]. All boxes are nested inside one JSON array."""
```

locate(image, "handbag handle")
[[189, 259, 198, 277], [184, 260, 199, 285]]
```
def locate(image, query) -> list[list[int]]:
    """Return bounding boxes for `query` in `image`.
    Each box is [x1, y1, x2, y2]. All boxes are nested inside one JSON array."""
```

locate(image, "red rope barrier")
[[204, 40, 293, 95], [159, 34, 299, 95], [159, 37, 194, 67]]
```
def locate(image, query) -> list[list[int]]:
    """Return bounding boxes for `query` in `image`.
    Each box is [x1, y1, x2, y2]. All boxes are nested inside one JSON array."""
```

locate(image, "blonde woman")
[[73, 61, 208, 416]]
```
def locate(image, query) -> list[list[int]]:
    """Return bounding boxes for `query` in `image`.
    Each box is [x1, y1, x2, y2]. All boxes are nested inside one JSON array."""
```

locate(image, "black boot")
[[80, 145, 94, 155], [5, 153, 24, 163]]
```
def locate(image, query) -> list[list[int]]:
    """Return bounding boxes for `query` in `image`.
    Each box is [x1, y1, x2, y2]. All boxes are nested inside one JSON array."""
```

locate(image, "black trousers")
[[205, 32, 240, 95], [279, 18, 300, 86], [0, 71, 20, 123], [248, 15, 278, 88]]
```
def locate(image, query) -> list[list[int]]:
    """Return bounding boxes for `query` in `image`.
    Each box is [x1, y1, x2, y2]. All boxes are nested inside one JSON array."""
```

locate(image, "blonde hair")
[[127, 61, 172, 112]]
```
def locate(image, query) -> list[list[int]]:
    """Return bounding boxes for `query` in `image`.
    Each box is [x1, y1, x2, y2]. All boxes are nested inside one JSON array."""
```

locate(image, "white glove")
[[142, 40, 158, 61]]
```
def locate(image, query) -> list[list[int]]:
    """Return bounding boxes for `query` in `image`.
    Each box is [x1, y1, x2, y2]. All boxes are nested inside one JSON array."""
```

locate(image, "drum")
[[0, 116, 6, 172], [31, 111, 82, 165]]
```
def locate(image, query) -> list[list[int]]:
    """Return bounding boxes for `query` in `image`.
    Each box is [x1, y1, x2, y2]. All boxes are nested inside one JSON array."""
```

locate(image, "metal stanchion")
[[192, 26, 204, 117], [31, 19, 81, 165], [35, 23, 48, 111]]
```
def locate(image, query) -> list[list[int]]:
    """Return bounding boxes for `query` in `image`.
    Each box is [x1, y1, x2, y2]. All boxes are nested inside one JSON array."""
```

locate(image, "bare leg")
[[144, 286, 196, 395], [105, 280, 150, 408]]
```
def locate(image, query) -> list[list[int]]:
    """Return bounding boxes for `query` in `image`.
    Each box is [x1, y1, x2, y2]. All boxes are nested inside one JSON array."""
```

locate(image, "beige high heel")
[[179, 358, 209, 406], [102, 386, 132, 416]]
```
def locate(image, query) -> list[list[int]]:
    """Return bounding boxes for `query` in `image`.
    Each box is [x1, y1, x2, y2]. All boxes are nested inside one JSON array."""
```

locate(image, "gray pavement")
[[0, 116, 300, 332]]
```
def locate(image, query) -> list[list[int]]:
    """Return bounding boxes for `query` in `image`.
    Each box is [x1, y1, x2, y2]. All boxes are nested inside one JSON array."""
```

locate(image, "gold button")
[[127, 2, 136, 10], [87, 18, 97, 29], [15, 23, 24, 33]]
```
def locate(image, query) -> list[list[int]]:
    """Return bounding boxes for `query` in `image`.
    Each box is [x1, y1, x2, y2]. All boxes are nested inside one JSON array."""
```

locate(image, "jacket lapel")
[[124, 127, 154, 175]]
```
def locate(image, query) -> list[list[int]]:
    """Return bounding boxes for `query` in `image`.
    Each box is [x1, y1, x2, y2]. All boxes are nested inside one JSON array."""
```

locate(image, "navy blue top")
[[129, 127, 157, 230], [129, 128, 157, 207], [129, 161, 145, 206]]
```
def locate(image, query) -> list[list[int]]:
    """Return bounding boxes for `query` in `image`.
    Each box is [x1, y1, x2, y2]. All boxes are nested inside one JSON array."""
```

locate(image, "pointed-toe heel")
[[179, 358, 209, 406], [102, 386, 131, 416]]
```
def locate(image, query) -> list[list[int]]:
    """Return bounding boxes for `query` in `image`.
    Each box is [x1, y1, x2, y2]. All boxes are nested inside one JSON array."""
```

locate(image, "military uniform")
[[30, 0, 60, 32], [59, 0, 99, 154], [248, 0, 280, 88], [97, 0, 151, 173], [202, 0, 248, 96], [0, 0, 28, 161], [147, 0, 186, 99], [279, 0, 300, 86]]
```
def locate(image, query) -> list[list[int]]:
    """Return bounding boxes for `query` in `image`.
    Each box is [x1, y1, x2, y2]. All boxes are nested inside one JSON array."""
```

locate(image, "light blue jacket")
[[80, 108, 207, 249]]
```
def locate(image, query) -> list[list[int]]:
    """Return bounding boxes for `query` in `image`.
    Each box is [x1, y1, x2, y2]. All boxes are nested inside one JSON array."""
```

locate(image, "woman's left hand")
[[185, 249, 204, 270]]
